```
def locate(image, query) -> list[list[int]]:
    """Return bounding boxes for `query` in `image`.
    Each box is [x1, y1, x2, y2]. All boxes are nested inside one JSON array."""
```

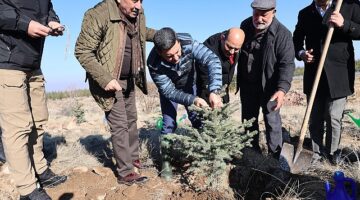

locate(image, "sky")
[[42, 0, 360, 91]]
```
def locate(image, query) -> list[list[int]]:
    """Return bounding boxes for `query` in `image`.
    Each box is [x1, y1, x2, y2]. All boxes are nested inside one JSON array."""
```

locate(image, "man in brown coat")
[[75, 0, 155, 185]]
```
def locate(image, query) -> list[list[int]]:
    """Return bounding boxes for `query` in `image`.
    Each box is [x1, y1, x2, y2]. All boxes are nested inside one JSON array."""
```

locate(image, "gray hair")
[[154, 27, 177, 51]]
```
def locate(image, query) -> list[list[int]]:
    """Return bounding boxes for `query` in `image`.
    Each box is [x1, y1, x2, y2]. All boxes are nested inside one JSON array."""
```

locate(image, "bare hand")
[[105, 79, 122, 92], [329, 11, 344, 28], [48, 21, 65, 36], [270, 90, 285, 111], [194, 97, 209, 108], [300, 49, 314, 63], [28, 20, 51, 38], [209, 92, 223, 109]]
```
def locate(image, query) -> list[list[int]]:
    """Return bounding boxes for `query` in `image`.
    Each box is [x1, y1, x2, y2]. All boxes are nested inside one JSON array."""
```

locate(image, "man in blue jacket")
[[0, 0, 66, 199], [147, 27, 223, 180], [148, 27, 223, 135]]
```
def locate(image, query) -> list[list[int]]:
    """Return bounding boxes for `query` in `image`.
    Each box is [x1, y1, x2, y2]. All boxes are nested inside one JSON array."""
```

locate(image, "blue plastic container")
[[325, 171, 357, 200]]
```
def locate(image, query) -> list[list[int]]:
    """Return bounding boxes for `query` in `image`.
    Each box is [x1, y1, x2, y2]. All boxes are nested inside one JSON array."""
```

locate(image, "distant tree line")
[[294, 59, 360, 76], [47, 89, 91, 100]]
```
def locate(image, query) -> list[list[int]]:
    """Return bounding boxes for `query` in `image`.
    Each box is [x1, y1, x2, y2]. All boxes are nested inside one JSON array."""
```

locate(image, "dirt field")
[[0, 76, 359, 200]]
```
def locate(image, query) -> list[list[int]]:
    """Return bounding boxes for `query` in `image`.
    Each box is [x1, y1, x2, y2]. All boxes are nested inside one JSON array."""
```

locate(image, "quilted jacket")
[[75, 0, 155, 111], [147, 33, 222, 106]]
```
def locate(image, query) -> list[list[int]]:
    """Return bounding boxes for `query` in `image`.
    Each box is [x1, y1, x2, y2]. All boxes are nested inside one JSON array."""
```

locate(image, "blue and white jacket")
[[147, 33, 222, 106]]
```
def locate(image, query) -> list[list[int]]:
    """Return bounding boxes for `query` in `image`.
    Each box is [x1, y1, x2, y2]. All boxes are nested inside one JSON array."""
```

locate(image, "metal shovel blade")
[[279, 143, 313, 174]]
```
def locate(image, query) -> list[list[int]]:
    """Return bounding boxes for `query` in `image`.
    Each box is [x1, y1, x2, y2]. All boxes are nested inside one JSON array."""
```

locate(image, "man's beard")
[[253, 21, 270, 30]]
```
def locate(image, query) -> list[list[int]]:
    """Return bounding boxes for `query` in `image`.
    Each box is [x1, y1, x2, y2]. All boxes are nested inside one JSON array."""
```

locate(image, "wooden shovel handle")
[[294, 0, 344, 161]]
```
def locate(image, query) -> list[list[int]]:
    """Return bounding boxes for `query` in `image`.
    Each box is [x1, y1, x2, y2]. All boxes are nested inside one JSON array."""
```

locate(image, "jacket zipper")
[[114, 25, 126, 80]]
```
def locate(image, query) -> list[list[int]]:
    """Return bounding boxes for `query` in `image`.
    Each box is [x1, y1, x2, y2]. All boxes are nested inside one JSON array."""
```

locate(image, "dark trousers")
[[105, 79, 138, 177], [240, 84, 282, 153], [160, 85, 201, 134]]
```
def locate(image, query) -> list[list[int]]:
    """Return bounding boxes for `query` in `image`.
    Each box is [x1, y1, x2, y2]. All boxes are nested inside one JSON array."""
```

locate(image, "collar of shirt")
[[315, 0, 333, 17]]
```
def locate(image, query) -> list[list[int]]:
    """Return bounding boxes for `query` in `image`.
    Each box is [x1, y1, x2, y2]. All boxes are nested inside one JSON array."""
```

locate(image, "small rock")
[[92, 167, 112, 177], [97, 194, 106, 200], [62, 117, 77, 130], [73, 166, 89, 173]]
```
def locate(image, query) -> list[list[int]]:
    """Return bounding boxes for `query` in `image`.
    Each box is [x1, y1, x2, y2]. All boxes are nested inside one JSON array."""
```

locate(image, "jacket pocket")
[[0, 34, 11, 62], [327, 44, 349, 64], [88, 76, 115, 111]]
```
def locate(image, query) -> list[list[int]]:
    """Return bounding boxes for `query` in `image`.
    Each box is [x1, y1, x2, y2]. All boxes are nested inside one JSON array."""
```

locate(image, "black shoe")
[[37, 168, 67, 188], [268, 150, 281, 160], [329, 151, 341, 165], [19, 188, 51, 200]]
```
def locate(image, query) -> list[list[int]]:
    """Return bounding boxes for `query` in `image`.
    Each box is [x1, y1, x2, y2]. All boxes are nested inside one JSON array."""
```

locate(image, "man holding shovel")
[[293, 0, 360, 165]]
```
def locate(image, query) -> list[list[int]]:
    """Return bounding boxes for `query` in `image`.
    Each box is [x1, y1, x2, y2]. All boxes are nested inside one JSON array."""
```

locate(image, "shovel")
[[280, 0, 344, 173]]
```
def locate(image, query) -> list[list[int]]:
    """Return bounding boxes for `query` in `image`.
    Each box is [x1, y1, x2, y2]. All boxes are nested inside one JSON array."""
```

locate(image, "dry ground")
[[0, 76, 359, 200]]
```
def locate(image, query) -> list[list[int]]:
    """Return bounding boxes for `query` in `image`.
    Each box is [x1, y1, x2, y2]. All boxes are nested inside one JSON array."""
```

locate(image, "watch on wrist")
[[211, 89, 221, 95]]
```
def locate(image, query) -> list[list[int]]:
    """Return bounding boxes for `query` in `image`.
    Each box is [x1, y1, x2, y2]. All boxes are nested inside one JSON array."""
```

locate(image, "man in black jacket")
[[293, 0, 360, 164], [237, 0, 295, 157], [0, 0, 66, 199], [196, 27, 245, 104]]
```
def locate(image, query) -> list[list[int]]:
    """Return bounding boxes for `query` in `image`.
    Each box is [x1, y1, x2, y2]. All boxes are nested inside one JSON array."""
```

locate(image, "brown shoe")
[[117, 172, 148, 186], [133, 159, 145, 169]]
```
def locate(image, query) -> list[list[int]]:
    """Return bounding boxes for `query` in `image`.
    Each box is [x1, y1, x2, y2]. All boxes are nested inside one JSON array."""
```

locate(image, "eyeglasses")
[[225, 42, 240, 52]]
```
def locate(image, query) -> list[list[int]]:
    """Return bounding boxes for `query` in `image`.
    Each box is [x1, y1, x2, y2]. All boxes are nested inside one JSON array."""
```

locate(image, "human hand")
[[48, 21, 65, 36], [300, 49, 314, 63], [105, 79, 122, 92], [209, 92, 223, 109], [329, 11, 344, 28], [194, 97, 209, 108], [27, 20, 51, 38], [270, 90, 286, 111]]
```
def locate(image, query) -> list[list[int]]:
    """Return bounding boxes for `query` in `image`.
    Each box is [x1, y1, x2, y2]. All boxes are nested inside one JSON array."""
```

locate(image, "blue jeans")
[[160, 85, 202, 134]]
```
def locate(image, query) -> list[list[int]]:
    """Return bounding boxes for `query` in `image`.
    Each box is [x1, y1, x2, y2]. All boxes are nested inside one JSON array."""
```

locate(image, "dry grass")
[[263, 181, 306, 200], [136, 83, 161, 114], [0, 76, 359, 199], [50, 142, 101, 174]]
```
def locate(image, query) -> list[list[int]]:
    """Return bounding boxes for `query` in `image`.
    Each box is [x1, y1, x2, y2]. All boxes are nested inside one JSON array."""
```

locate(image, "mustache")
[[132, 8, 139, 13]]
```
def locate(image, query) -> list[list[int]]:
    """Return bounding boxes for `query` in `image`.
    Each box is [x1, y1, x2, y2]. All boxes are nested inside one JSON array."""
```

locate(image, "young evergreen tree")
[[161, 103, 257, 190]]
